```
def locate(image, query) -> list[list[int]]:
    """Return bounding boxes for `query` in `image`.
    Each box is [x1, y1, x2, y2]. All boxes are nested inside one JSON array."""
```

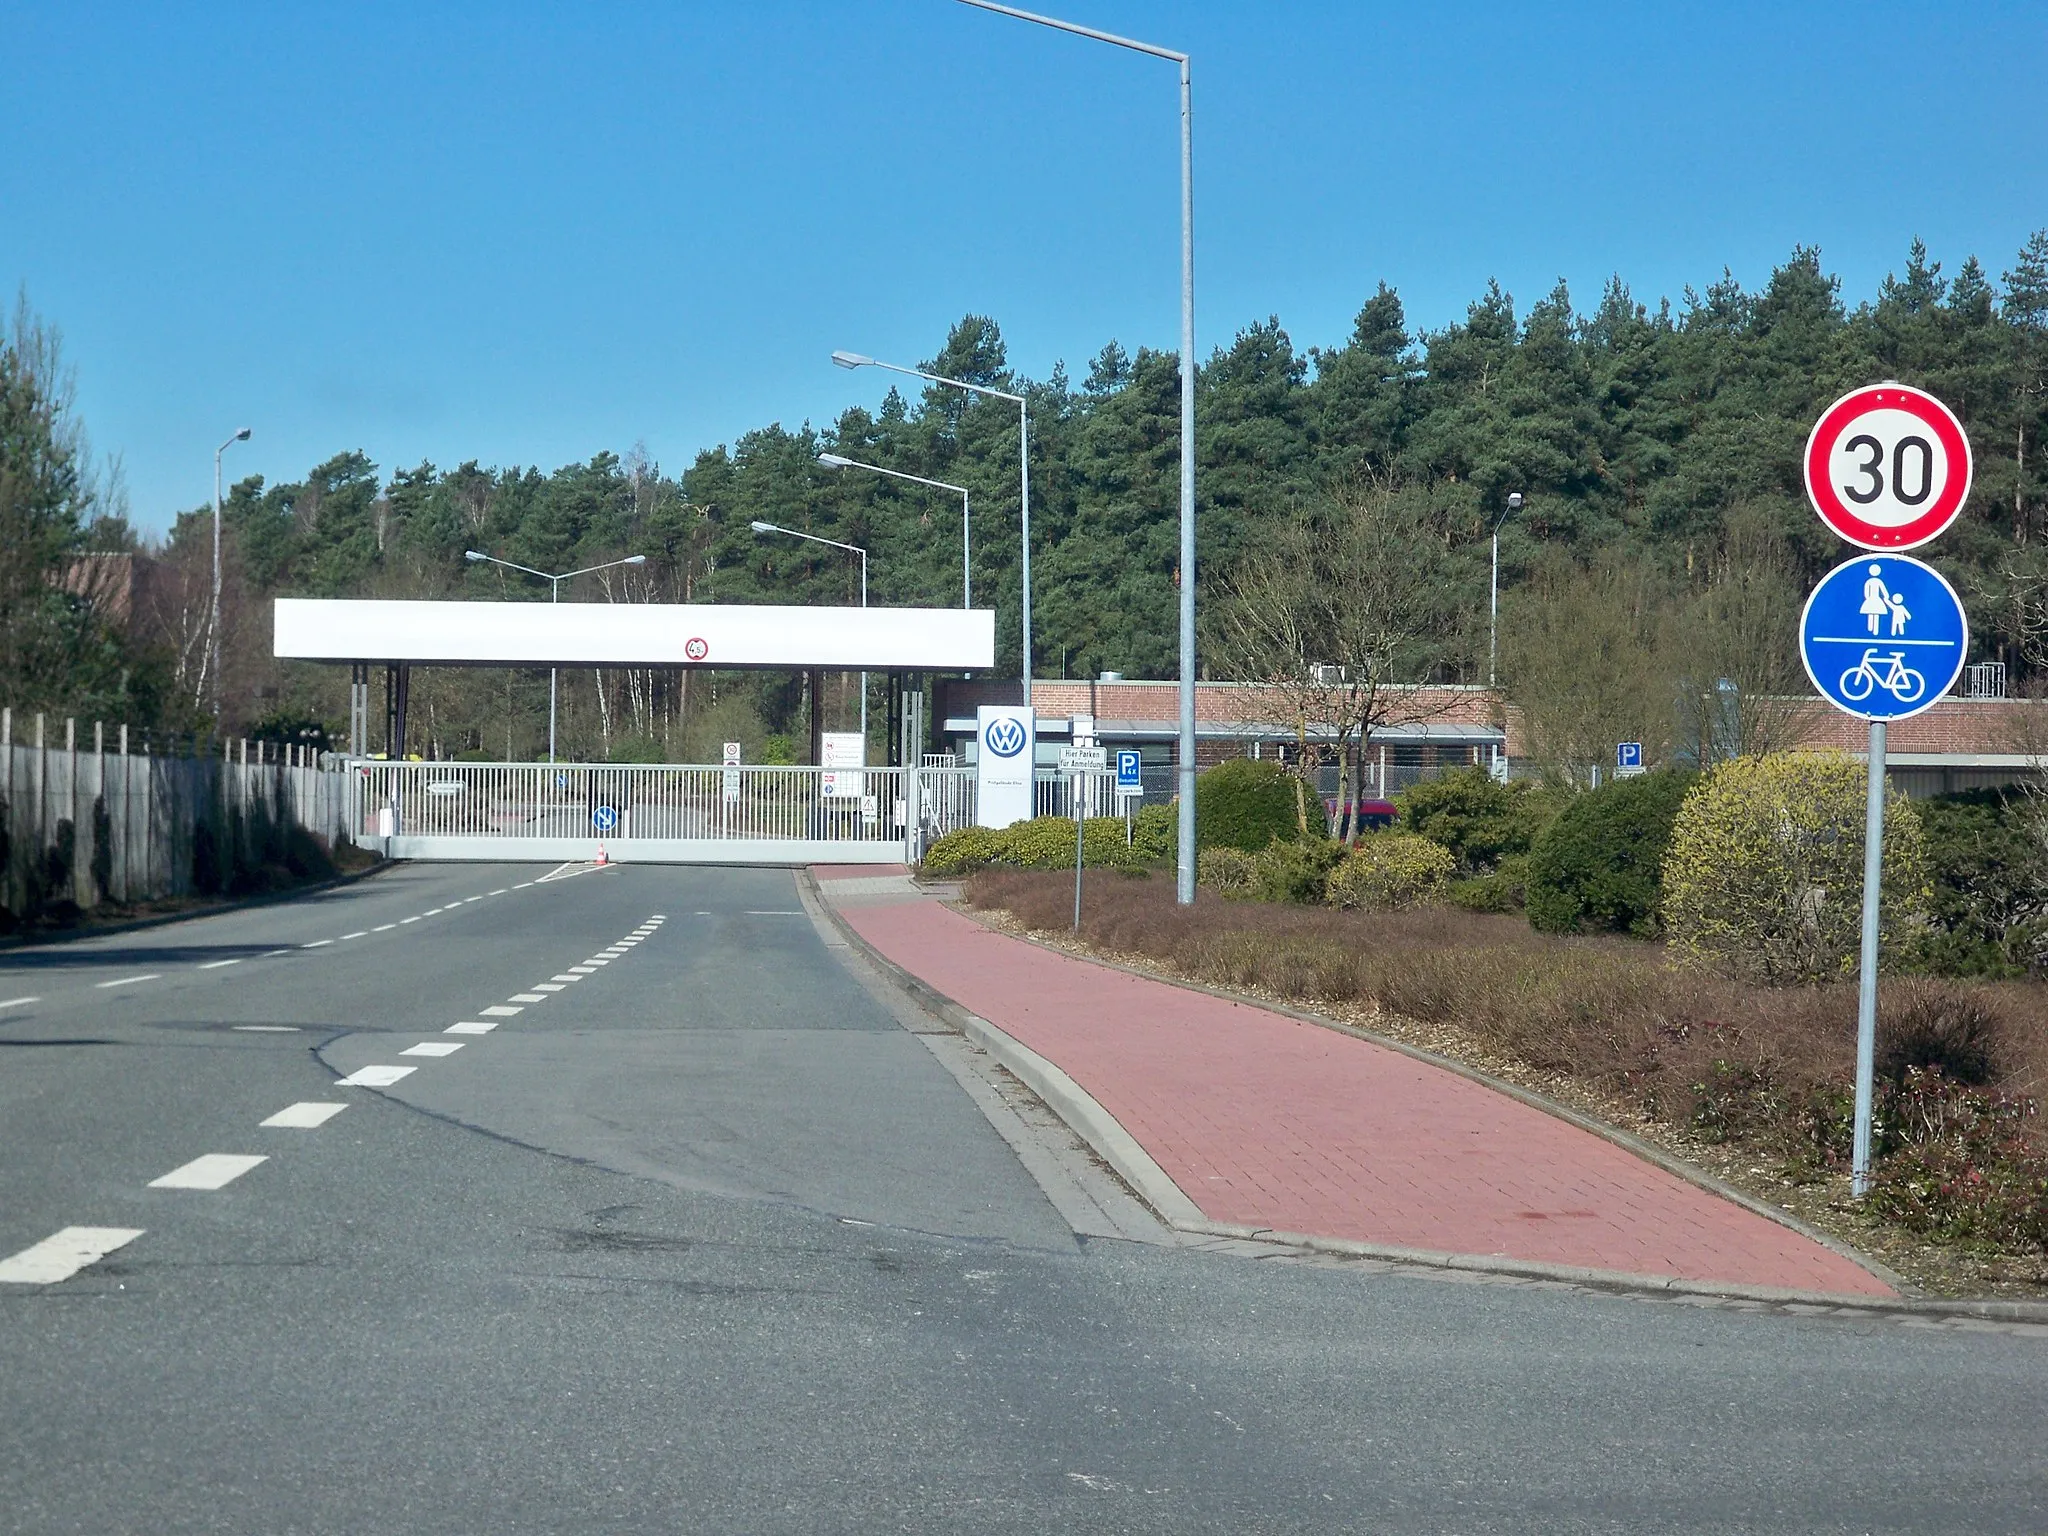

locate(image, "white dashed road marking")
[[490, 889, 508, 896], [149, 1154, 268, 1190], [401, 1041, 464, 1058], [401, 917, 421, 924], [446, 1021, 497, 1035], [232, 1025, 298, 1033], [302, 939, 333, 949], [532, 984, 566, 992], [0, 996, 41, 1010], [548, 974, 581, 983], [0, 1227, 145, 1285], [339, 1064, 417, 1087], [96, 974, 160, 989], [567, 966, 597, 975], [374, 924, 397, 932], [341, 931, 368, 940], [744, 910, 805, 917], [507, 993, 547, 1003], [198, 959, 242, 970], [480, 1004, 524, 1017], [261, 1102, 347, 1128]]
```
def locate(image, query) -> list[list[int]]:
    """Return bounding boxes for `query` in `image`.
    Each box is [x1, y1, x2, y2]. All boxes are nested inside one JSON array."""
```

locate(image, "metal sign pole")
[[1073, 775, 1085, 932], [1851, 718, 1886, 1196]]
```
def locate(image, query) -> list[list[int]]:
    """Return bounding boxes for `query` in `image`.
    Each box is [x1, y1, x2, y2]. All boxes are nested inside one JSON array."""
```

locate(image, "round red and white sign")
[[1803, 384, 1971, 550], [684, 636, 708, 661]]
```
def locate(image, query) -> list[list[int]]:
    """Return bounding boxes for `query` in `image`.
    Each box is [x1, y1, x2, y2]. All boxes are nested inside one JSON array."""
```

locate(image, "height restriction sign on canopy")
[[1803, 383, 1972, 551]]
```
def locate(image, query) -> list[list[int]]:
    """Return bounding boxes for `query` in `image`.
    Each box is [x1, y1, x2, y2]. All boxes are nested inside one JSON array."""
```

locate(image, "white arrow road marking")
[[261, 1102, 347, 1129], [338, 1065, 416, 1087], [0, 1227, 145, 1285], [149, 1154, 268, 1190]]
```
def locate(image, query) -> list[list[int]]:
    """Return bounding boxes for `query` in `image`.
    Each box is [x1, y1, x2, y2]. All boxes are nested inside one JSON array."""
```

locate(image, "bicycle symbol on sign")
[[1838, 649, 1926, 705]]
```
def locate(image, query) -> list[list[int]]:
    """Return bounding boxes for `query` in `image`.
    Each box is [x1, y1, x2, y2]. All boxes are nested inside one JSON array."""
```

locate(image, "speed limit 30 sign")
[[1803, 383, 1972, 550]]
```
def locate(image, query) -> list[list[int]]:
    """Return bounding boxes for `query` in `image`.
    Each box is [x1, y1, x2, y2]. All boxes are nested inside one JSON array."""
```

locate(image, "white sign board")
[[975, 705, 1035, 828], [821, 732, 865, 798], [722, 741, 742, 765], [1059, 745, 1107, 772], [1069, 713, 1095, 746]]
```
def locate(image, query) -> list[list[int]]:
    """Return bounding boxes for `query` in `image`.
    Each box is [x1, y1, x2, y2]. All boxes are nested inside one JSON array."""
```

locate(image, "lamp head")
[[749, 521, 778, 535], [625, 554, 647, 565], [464, 550, 487, 562], [831, 351, 872, 370], [233, 427, 252, 442], [1506, 491, 1524, 511], [817, 453, 852, 469]]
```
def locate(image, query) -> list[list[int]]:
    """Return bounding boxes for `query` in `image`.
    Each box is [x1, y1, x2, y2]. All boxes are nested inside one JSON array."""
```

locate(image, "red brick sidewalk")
[[825, 886, 1893, 1297]]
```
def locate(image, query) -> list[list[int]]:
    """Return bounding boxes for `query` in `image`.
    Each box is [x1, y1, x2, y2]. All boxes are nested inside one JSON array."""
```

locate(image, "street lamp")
[[750, 521, 871, 747], [209, 426, 252, 723], [955, 0, 1199, 905], [1489, 491, 1524, 688], [817, 452, 972, 609], [463, 549, 647, 762], [831, 351, 1030, 700]]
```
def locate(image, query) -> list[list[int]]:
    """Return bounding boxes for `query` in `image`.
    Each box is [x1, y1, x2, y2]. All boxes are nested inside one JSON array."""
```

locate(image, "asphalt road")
[[1, 861, 2043, 1534]]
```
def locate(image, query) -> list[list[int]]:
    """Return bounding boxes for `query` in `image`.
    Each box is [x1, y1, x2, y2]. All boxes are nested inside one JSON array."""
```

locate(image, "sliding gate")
[[349, 760, 986, 865]]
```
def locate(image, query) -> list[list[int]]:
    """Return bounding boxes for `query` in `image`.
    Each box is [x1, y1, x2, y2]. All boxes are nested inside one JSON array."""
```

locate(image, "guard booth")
[[275, 598, 992, 864]]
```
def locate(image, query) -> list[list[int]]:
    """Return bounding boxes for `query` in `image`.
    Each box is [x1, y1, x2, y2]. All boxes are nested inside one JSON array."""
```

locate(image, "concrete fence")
[[0, 709, 357, 927]]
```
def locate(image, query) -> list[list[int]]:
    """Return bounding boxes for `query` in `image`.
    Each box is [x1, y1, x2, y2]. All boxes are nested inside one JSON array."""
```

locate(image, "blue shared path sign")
[[1800, 554, 1967, 722]]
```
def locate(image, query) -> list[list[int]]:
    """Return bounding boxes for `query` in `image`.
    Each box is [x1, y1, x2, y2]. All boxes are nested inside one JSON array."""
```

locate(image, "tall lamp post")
[[750, 520, 870, 746], [462, 550, 647, 762], [209, 426, 252, 723], [1489, 491, 1524, 688], [817, 453, 972, 609], [955, 0, 1198, 905], [831, 352, 1029, 701]]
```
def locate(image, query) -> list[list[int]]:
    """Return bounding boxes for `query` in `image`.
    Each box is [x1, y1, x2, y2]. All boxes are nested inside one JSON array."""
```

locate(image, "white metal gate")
[[351, 760, 996, 865]]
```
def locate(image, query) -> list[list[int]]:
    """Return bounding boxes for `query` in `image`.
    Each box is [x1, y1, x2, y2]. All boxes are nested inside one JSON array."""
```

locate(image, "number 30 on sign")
[[1803, 383, 1973, 551]]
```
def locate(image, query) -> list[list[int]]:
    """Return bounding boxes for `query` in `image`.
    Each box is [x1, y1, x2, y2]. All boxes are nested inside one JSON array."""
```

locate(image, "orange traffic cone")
[[595, 844, 609, 866]]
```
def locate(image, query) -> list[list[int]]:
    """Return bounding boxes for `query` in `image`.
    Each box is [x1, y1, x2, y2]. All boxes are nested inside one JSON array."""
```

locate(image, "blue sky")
[[4, 1, 2044, 532]]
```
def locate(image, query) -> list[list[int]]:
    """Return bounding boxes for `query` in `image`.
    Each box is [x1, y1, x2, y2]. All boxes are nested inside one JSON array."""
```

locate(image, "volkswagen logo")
[[984, 717, 1027, 758]]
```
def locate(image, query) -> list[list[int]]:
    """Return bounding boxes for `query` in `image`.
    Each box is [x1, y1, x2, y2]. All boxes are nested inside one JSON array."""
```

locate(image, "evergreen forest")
[[8, 234, 2048, 764]]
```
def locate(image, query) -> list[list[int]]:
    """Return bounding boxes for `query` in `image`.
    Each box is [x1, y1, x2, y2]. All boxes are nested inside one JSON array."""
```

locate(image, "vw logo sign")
[[984, 717, 1027, 759], [684, 637, 708, 661]]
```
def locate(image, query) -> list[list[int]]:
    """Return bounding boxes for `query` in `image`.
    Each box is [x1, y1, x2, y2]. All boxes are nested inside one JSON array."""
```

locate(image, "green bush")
[[923, 815, 1162, 878], [1251, 837, 1345, 904], [1864, 1067, 2048, 1252], [1396, 768, 1559, 874], [1128, 802, 1177, 863], [921, 824, 1005, 876], [1198, 845, 1259, 896], [1524, 769, 1696, 936], [1909, 788, 2048, 978], [1448, 853, 1531, 912], [1196, 759, 1305, 850], [1662, 752, 1931, 983], [1325, 832, 1455, 911]]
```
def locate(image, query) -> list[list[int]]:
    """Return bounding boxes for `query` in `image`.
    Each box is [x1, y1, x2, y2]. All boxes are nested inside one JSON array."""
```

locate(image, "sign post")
[[1060, 744, 1108, 930], [1802, 383, 1972, 1196], [1116, 749, 1143, 845]]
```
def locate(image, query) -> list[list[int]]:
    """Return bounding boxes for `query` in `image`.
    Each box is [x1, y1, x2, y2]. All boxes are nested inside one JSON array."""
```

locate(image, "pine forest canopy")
[[8, 234, 2048, 762]]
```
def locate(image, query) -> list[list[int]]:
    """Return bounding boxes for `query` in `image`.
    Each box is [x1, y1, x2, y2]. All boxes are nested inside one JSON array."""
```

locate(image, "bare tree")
[[1209, 484, 1462, 839], [1502, 552, 1676, 785], [1675, 511, 1820, 764]]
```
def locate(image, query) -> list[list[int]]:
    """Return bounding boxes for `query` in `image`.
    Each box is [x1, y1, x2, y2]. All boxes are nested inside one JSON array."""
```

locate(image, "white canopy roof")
[[273, 598, 995, 671]]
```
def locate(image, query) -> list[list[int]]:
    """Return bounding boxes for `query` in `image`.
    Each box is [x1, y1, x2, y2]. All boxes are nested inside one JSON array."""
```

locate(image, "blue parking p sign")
[[1115, 749, 1143, 794], [1616, 742, 1642, 770]]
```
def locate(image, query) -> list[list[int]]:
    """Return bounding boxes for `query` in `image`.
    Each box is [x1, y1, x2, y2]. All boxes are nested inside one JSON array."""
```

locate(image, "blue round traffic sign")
[[1800, 555, 1967, 721], [592, 805, 619, 833]]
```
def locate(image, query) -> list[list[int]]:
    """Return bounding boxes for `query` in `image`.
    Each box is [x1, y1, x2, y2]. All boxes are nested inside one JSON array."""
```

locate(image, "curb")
[[807, 872, 2048, 1324], [945, 901, 1911, 1298], [0, 858, 395, 952]]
